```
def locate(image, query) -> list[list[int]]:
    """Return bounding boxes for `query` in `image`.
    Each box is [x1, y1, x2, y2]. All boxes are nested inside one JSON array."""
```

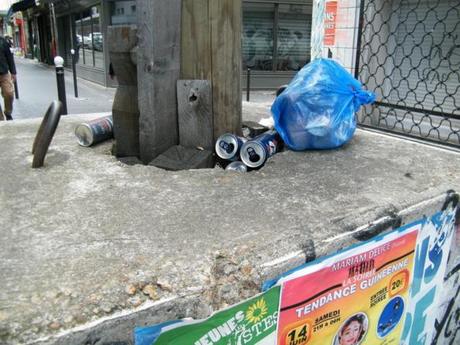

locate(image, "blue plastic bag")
[[271, 59, 375, 150]]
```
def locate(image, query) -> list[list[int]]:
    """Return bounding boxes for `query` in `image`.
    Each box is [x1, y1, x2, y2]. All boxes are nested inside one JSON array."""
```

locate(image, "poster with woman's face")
[[333, 313, 368, 345], [276, 227, 418, 345]]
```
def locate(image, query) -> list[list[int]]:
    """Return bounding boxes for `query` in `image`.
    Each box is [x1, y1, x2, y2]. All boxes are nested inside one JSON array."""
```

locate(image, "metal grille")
[[355, 0, 460, 147]]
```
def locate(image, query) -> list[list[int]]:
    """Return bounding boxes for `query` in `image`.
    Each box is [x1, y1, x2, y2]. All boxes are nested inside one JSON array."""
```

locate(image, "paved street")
[[10, 57, 115, 120]]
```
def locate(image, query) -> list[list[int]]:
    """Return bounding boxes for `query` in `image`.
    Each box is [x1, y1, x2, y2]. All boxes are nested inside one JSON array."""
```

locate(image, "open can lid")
[[240, 141, 266, 168], [75, 124, 94, 147]]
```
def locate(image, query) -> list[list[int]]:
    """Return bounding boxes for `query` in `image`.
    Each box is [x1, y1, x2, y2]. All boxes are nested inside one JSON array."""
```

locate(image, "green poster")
[[153, 286, 280, 345]]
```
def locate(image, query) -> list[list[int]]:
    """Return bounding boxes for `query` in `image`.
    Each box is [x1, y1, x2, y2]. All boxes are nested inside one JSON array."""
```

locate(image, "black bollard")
[[246, 68, 251, 102], [54, 56, 68, 115], [70, 49, 79, 98], [13, 79, 19, 99]]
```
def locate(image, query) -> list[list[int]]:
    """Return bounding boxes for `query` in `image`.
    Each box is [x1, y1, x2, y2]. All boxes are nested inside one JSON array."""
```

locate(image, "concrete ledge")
[[0, 113, 459, 344]]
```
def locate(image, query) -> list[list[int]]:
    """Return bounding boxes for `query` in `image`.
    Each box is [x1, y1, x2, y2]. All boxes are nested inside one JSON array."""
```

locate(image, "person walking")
[[0, 35, 16, 121]]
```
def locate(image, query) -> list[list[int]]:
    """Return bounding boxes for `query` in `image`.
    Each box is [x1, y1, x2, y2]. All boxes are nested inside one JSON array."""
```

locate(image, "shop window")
[[81, 9, 93, 66], [243, 3, 275, 71], [110, 0, 136, 25], [243, 2, 312, 72], [74, 13, 85, 65], [92, 6, 104, 69], [277, 4, 311, 71], [74, 7, 104, 69]]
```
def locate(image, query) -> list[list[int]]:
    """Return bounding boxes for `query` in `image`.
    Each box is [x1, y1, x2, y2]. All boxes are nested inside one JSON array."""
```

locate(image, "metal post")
[[70, 49, 79, 98], [354, 0, 366, 80], [246, 68, 251, 102], [54, 56, 68, 115]]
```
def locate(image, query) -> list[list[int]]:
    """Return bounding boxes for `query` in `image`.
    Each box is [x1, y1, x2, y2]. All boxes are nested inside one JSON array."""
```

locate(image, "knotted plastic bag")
[[271, 59, 375, 150]]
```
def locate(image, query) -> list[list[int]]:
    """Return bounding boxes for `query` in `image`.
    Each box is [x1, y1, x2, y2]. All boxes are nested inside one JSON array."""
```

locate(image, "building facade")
[[10, 0, 314, 88], [7, 0, 133, 86], [53, 1, 109, 86], [51, 0, 137, 87], [242, 0, 313, 89], [1, 0, 28, 57]]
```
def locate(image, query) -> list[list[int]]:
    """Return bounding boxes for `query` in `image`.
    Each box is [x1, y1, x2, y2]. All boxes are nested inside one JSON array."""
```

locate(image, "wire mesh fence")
[[355, 0, 460, 147]]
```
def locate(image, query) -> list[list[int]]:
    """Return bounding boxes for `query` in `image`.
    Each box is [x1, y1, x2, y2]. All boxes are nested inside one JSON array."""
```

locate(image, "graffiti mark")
[[352, 212, 401, 242], [242, 24, 311, 71], [301, 239, 316, 264], [445, 263, 460, 282], [442, 192, 459, 211], [431, 282, 460, 345], [421, 44, 460, 84]]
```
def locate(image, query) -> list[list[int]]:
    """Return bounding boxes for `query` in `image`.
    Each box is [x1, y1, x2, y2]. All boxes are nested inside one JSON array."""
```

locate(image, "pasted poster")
[[400, 199, 458, 345], [135, 286, 280, 345], [276, 226, 419, 345], [324, 1, 338, 46]]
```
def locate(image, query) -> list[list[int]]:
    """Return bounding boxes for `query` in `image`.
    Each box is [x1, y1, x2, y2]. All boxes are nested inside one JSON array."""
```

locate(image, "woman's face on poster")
[[339, 320, 362, 345]]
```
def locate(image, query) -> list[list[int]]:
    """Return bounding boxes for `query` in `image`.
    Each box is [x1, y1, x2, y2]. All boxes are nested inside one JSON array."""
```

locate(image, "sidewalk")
[[10, 57, 277, 121], [11, 57, 115, 120]]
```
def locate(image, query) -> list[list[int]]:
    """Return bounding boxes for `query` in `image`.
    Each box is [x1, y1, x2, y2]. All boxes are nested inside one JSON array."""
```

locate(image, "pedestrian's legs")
[[0, 73, 14, 120]]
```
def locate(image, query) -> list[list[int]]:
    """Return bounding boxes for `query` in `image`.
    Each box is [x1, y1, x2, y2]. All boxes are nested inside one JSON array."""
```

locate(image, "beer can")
[[215, 133, 247, 161], [75, 115, 113, 147], [240, 130, 282, 169], [225, 161, 248, 173]]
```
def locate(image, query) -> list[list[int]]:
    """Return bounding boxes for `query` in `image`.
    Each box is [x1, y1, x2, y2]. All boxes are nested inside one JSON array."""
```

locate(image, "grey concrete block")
[[0, 112, 459, 344]]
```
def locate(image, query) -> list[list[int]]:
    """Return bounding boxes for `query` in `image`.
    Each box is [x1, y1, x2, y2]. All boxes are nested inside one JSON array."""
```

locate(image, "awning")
[[9, 0, 36, 14]]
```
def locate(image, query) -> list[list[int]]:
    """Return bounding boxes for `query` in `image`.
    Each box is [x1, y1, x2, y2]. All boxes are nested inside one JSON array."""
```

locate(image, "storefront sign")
[[276, 226, 419, 345], [324, 1, 338, 46]]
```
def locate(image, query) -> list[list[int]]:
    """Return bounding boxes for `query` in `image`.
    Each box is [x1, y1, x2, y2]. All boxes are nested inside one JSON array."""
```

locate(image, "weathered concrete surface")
[[0, 110, 459, 344]]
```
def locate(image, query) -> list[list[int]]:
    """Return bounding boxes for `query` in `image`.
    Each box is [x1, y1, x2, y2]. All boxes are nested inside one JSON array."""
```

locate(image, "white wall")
[[311, 0, 361, 74]]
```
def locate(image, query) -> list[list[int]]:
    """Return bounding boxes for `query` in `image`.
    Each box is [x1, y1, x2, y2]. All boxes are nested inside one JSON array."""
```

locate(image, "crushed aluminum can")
[[215, 133, 247, 161], [240, 130, 282, 169], [225, 161, 248, 173], [75, 115, 113, 147]]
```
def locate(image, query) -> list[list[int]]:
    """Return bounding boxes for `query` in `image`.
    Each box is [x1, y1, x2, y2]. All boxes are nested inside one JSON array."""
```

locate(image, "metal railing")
[[355, 0, 460, 148]]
